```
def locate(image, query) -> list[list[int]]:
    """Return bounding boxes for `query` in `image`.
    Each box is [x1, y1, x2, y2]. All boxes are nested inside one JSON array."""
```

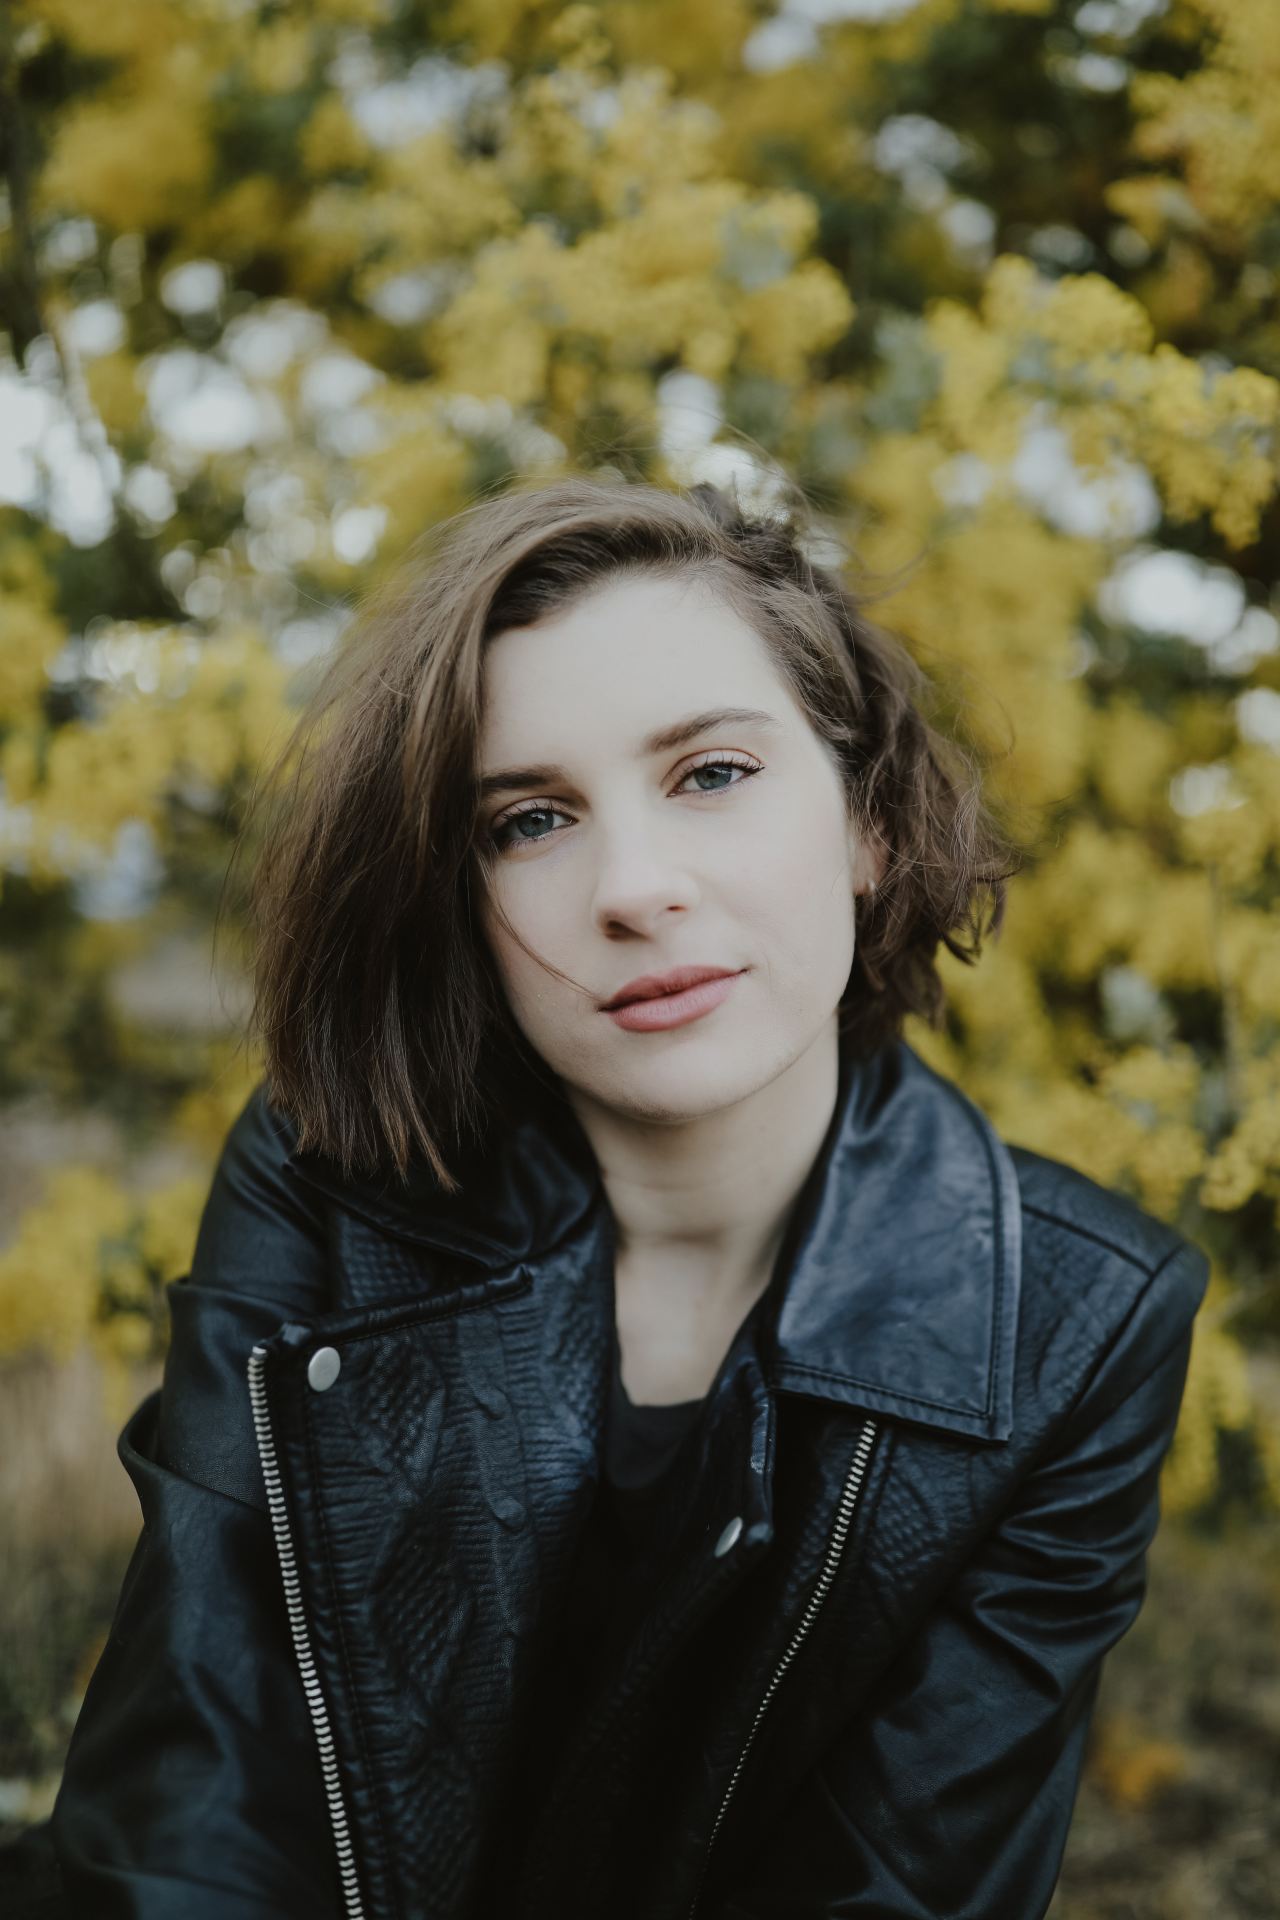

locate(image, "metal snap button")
[[714, 1516, 743, 1558], [307, 1346, 341, 1391]]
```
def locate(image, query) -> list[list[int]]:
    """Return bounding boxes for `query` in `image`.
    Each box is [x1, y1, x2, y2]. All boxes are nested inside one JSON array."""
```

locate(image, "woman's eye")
[[488, 754, 761, 853], [490, 804, 568, 851]]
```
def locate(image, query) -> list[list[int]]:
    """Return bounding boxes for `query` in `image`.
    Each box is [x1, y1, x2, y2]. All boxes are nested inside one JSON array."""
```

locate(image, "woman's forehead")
[[478, 576, 788, 751]]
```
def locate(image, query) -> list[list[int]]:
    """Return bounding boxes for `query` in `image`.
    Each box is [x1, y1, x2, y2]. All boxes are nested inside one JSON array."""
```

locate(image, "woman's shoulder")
[[1007, 1140, 1210, 1370], [1009, 1140, 1197, 1274], [183, 1079, 332, 1314], [148, 1085, 335, 1508], [899, 1042, 1208, 1342]]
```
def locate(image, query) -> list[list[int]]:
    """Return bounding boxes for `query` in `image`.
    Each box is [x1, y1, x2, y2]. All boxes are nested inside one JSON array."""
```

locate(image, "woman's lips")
[[605, 971, 744, 1031]]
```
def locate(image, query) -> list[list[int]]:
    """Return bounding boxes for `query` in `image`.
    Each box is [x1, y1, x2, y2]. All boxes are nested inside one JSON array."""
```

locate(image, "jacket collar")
[[284, 1034, 1021, 1446]]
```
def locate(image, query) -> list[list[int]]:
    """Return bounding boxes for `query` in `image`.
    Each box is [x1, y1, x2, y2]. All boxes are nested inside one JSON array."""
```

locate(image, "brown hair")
[[229, 473, 1024, 1193]]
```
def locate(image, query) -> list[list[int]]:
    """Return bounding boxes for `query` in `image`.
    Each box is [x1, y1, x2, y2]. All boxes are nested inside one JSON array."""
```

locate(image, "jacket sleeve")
[[48, 1087, 345, 1920], [713, 1236, 1210, 1920]]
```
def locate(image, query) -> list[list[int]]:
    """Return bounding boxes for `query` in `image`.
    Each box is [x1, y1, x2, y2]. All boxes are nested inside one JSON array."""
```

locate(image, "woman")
[[32, 475, 1206, 1918]]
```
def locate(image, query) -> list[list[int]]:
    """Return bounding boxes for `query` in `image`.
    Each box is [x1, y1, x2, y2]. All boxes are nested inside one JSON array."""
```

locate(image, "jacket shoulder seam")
[[1018, 1198, 1165, 1277]]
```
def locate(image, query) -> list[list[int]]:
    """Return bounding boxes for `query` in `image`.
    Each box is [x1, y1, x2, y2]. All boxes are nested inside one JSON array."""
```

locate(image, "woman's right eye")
[[489, 805, 566, 852]]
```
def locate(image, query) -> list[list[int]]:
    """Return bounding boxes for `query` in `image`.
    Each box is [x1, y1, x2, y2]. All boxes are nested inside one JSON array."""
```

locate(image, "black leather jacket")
[[43, 1036, 1209, 1920]]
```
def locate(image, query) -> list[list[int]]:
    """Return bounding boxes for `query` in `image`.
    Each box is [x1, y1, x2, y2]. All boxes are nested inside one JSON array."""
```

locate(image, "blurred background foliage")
[[1, 0, 1278, 1900]]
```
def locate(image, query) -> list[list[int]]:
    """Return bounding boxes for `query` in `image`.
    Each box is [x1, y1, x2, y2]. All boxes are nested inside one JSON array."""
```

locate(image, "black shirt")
[[487, 1288, 772, 1901], [600, 1283, 774, 1571], [606, 1320, 704, 1485], [546, 1317, 717, 1720]]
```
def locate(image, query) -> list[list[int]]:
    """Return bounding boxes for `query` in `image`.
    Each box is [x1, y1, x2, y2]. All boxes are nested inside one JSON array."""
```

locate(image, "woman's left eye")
[[678, 753, 761, 796], [488, 754, 761, 853]]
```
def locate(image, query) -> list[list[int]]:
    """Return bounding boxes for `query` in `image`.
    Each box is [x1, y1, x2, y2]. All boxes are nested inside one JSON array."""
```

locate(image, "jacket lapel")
[[767, 1038, 1023, 1443]]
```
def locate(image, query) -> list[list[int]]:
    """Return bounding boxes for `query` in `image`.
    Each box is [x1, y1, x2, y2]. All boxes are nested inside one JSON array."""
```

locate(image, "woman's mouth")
[[604, 971, 745, 1031]]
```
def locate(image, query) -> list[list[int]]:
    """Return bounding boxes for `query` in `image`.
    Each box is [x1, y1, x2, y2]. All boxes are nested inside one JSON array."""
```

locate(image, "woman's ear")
[[848, 817, 885, 899]]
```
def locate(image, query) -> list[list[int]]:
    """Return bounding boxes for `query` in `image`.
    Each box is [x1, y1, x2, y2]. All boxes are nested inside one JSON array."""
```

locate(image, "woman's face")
[[474, 569, 879, 1124]]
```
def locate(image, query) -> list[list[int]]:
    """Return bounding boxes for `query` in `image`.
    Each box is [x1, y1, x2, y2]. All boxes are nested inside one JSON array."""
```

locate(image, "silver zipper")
[[687, 1415, 879, 1920], [247, 1345, 365, 1920]]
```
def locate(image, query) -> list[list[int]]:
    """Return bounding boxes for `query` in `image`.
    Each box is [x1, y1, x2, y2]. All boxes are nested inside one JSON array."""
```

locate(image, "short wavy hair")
[[232, 473, 1024, 1193]]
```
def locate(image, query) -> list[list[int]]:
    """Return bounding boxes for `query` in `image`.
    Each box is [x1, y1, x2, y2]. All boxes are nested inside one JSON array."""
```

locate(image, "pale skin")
[[475, 569, 884, 1405]]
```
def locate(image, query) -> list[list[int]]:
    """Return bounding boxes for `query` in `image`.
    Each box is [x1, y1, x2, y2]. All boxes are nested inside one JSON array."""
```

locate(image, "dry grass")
[[0, 1346, 159, 1836], [1051, 1512, 1280, 1918]]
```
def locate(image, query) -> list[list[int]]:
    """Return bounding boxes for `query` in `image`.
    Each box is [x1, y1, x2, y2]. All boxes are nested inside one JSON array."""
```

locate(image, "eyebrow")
[[475, 706, 783, 802]]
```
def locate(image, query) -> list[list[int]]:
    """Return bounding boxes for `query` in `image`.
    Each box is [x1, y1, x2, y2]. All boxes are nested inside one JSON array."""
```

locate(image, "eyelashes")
[[487, 753, 763, 854]]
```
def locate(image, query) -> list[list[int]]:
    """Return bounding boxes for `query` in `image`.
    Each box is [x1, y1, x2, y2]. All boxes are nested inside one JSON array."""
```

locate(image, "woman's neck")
[[572, 1023, 843, 1335]]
